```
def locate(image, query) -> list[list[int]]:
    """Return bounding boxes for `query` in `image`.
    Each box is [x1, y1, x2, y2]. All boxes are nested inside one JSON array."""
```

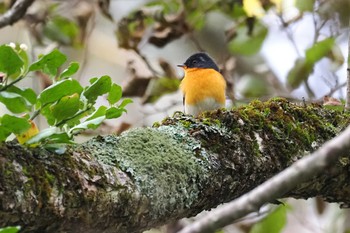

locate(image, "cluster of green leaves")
[[287, 37, 344, 89], [0, 44, 132, 147], [43, 4, 81, 47]]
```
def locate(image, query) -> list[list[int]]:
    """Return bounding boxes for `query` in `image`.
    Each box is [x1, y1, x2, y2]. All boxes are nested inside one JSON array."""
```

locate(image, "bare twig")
[[133, 48, 162, 77], [278, 14, 316, 98], [0, 0, 35, 28], [346, 22, 350, 110], [188, 33, 204, 51], [278, 14, 301, 56], [178, 125, 350, 233], [0, 75, 25, 91], [315, 82, 346, 103], [311, 13, 328, 44], [303, 80, 315, 98]]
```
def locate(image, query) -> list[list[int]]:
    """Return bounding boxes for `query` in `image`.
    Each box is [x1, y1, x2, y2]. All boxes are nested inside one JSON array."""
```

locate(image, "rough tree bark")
[[1, 98, 350, 233]]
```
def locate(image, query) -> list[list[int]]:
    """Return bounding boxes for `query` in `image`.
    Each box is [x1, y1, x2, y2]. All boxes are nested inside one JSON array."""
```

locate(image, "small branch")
[[303, 80, 315, 98], [133, 48, 162, 77], [316, 81, 346, 102], [0, 0, 35, 28], [0, 75, 25, 91], [278, 14, 301, 57], [312, 13, 327, 44], [278, 15, 317, 98], [345, 20, 350, 110], [56, 107, 92, 127], [178, 125, 350, 233], [188, 33, 204, 51]]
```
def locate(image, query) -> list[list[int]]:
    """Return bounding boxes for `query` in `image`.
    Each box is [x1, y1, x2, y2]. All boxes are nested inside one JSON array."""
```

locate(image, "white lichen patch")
[[254, 131, 264, 153]]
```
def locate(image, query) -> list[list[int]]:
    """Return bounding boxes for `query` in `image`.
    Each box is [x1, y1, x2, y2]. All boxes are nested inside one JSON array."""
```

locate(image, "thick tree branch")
[[179, 124, 350, 233], [1, 99, 350, 233], [0, 0, 35, 28]]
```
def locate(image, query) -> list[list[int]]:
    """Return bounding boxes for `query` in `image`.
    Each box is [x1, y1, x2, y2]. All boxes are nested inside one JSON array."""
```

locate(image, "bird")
[[178, 52, 226, 116]]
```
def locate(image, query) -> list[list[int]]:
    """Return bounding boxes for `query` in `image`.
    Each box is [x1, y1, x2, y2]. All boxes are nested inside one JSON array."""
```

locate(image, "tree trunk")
[[1, 98, 350, 233]]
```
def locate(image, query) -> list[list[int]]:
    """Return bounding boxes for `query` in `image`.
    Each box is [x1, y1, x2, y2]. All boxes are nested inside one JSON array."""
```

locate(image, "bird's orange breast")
[[180, 68, 226, 105]]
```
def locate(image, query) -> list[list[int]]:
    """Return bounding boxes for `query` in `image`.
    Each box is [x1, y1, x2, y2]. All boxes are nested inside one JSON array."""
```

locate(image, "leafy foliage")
[[0, 44, 132, 146], [229, 20, 268, 56], [249, 205, 289, 233], [287, 38, 338, 89]]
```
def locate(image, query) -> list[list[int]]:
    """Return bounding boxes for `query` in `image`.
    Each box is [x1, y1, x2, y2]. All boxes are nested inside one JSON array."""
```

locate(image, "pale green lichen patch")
[[89, 127, 208, 218]]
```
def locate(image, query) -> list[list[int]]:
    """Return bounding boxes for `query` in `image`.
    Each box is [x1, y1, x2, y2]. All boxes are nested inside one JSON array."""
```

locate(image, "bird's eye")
[[192, 60, 197, 64]]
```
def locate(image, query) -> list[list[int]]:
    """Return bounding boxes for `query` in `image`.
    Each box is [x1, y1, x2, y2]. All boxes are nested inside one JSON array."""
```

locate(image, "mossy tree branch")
[[1, 98, 350, 233]]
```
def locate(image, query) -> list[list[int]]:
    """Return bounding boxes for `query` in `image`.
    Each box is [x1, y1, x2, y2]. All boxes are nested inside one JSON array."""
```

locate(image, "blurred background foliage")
[[0, 0, 350, 232]]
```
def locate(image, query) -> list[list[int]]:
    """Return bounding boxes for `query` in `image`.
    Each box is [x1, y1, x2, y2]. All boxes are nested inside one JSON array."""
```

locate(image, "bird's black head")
[[178, 52, 219, 72]]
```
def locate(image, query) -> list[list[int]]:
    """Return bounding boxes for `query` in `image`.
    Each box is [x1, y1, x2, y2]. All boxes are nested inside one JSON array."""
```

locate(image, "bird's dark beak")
[[177, 64, 186, 69]]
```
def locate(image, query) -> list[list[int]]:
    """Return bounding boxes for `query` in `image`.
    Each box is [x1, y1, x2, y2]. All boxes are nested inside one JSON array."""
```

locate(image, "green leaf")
[[295, 0, 315, 12], [228, 21, 268, 56], [59, 62, 79, 79], [41, 104, 56, 126], [7, 86, 37, 104], [26, 127, 71, 144], [83, 75, 112, 102], [43, 143, 67, 154], [70, 116, 105, 133], [44, 132, 72, 144], [0, 125, 11, 141], [107, 84, 122, 105], [0, 91, 30, 113], [0, 3, 7, 14], [250, 205, 288, 233], [106, 107, 125, 119], [38, 79, 83, 106], [50, 93, 80, 123], [86, 106, 107, 121], [0, 226, 21, 233], [18, 46, 29, 73], [305, 37, 335, 64], [89, 77, 98, 84], [237, 74, 270, 98], [1, 114, 31, 134], [0, 45, 24, 76], [287, 58, 314, 89], [327, 43, 344, 71], [187, 10, 206, 30], [43, 15, 79, 46], [29, 49, 67, 77], [119, 98, 133, 108], [144, 78, 180, 103]]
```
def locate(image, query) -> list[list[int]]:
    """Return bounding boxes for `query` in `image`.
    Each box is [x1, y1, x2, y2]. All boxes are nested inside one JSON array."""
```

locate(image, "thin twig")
[[178, 125, 350, 233], [303, 80, 315, 98], [315, 82, 346, 103], [133, 48, 162, 77], [188, 33, 204, 51], [0, 0, 35, 28], [56, 107, 92, 127], [278, 14, 301, 57], [311, 11, 328, 44], [345, 20, 350, 110], [0, 75, 25, 91]]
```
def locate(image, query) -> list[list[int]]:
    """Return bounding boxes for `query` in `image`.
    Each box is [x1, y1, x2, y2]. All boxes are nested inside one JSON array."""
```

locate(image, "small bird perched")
[[178, 52, 226, 116]]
